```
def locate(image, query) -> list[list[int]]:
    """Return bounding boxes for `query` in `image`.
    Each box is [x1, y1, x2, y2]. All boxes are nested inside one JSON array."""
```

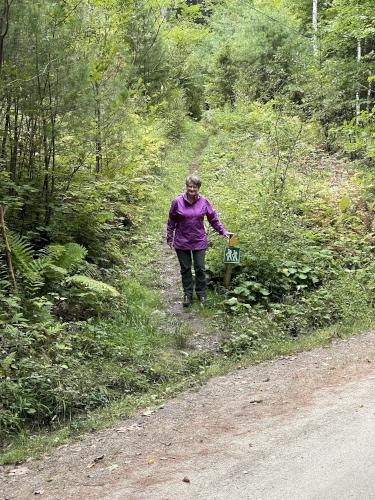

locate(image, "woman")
[[167, 174, 232, 307]]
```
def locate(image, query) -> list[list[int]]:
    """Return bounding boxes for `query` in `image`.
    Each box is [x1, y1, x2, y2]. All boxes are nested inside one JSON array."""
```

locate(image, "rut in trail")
[[158, 136, 224, 354]]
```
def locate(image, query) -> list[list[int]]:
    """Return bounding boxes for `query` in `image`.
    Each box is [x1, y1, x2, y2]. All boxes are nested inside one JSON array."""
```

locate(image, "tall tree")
[[312, 0, 318, 56]]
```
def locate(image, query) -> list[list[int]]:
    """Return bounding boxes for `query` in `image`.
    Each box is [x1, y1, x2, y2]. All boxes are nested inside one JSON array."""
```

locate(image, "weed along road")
[[2, 331, 375, 499]]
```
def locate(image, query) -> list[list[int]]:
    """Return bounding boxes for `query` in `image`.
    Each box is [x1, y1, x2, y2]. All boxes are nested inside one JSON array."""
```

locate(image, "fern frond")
[[44, 264, 68, 277], [77, 261, 99, 279], [22, 271, 45, 295], [28, 255, 51, 275], [65, 275, 119, 297], [8, 232, 34, 272], [48, 242, 87, 272], [46, 244, 65, 260], [0, 257, 8, 282]]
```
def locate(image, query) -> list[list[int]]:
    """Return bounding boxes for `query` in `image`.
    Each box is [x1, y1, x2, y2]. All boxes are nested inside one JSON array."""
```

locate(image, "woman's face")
[[186, 182, 199, 198]]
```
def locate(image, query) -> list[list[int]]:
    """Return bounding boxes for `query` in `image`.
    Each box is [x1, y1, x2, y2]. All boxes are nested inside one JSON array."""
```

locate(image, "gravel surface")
[[1, 330, 375, 499]]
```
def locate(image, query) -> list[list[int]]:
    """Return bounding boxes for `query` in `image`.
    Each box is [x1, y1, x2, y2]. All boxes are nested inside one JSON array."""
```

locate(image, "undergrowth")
[[0, 122, 207, 450], [201, 100, 375, 357], [2, 111, 375, 463]]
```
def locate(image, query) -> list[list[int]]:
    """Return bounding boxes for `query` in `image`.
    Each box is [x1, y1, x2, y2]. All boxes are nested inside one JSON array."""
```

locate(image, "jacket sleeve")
[[167, 199, 178, 243], [206, 199, 229, 237]]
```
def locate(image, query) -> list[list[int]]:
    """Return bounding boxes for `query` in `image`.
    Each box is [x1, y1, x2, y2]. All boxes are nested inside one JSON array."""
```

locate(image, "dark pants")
[[175, 249, 206, 298]]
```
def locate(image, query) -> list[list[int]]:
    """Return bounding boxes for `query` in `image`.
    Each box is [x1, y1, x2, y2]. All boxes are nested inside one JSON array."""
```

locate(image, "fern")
[[28, 254, 53, 275], [0, 257, 9, 282], [77, 261, 99, 279], [46, 244, 65, 261], [65, 275, 119, 297], [45, 263, 68, 276], [8, 232, 34, 272], [49, 243, 87, 272]]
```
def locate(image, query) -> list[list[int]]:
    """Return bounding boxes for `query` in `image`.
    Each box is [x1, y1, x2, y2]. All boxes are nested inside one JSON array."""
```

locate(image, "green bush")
[[201, 98, 375, 356]]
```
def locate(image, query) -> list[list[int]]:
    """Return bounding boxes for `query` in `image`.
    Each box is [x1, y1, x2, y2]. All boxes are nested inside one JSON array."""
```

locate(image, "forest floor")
[[1, 330, 375, 499]]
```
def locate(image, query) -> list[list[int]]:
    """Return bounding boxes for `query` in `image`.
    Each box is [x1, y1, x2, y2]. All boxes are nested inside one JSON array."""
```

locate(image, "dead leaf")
[[8, 467, 30, 476], [34, 490, 44, 495], [142, 408, 155, 417], [147, 459, 155, 465], [182, 477, 190, 483]]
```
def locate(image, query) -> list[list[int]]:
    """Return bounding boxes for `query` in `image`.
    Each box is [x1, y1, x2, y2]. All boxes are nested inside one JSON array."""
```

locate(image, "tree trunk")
[[312, 0, 318, 57], [42, 115, 51, 225], [0, 0, 11, 70], [355, 38, 361, 125], [367, 70, 372, 113], [94, 81, 102, 175], [0, 205, 17, 292], [1, 98, 10, 168], [9, 98, 19, 180]]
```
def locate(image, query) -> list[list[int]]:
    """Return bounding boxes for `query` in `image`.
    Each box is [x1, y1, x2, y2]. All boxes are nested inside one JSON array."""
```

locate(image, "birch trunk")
[[356, 39, 361, 125], [367, 70, 372, 113], [312, 0, 318, 57]]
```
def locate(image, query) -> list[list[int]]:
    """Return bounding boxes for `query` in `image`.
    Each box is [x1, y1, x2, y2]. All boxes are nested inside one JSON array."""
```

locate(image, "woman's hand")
[[167, 241, 173, 249]]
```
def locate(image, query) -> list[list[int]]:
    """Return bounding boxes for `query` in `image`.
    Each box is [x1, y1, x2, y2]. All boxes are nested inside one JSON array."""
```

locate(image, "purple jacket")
[[167, 193, 229, 250]]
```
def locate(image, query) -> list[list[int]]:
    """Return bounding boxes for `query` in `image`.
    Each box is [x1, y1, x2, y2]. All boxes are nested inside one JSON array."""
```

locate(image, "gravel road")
[[1, 331, 375, 500]]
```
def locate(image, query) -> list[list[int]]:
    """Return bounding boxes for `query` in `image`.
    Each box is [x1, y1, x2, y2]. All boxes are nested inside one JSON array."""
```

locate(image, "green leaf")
[[339, 195, 350, 211], [0, 352, 16, 371], [65, 275, 120, 297], [225, 297, 238, 305]]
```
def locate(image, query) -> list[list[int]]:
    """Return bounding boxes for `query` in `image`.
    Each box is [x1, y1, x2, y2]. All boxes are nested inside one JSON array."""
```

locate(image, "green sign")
[[223, 246, 240, 264]]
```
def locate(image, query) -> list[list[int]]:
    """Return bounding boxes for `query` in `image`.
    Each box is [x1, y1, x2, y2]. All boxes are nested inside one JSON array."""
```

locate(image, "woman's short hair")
[[185, 174, 202, 188]]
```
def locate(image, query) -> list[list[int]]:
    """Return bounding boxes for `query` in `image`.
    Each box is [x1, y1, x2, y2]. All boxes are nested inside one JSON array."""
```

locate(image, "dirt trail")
[[159, 135, 223, 353], [158, 238, 223, 353], [2, 331, 375, 499]]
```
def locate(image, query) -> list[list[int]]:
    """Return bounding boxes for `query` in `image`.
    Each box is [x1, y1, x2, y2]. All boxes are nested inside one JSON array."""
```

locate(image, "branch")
[[53, 0, 84, 29], [4, 57, 60, 88]]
